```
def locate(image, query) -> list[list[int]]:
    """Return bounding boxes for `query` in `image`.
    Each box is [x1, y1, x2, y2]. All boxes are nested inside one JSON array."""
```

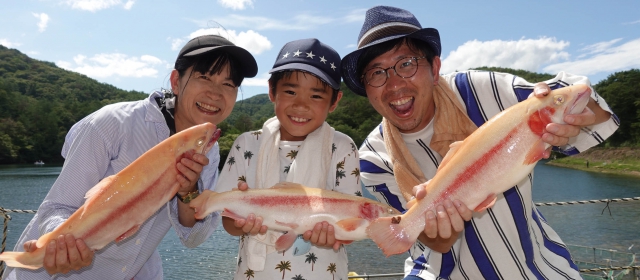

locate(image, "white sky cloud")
[[544, 38, 640, 76], [57, 53, 163, 78], [577, 38, 622, 58], [0, 38, 21, 48], [214, 14, 332, 31], [33, 13, 50, 32], [241, 73, 269, 88], [170, 37, 185, 51], [188, 28, 272, 55], [63, 0, 135, 12], [218, 0, 253, 10], [441, 37, 570, 73], [623, 19, 640, 25]]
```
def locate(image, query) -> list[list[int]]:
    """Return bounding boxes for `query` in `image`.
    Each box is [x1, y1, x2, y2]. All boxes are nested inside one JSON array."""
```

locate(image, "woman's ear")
[[329, 90, 343, 113], [170, 69, 180, 95]]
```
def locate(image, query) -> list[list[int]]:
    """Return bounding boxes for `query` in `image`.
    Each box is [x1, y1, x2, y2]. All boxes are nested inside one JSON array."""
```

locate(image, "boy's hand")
[[303, 221, 344, 251], [176, 151, 209, 194], [24, 234, 94, 275], [221, 181, 268, 235]]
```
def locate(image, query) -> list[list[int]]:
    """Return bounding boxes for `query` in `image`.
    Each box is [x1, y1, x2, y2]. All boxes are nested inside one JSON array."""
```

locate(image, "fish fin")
[[275, 220, 299, 230], [473, 194, 497, 212], [83, 175, 116, 211], [0, 250, 45, 270], [438, 141, 463, 171], [337, 239, 353, 245], [335, 218, 367, 232], [275, 231, 298, 252], [523, 139, 548, 165], [366, 216, 413, 257], [35, 231, 55, 249], [221, 208, 244, 221], [270, 182, 304, 189], [189, 190, 218, 219], [115, 224, 140, 243]]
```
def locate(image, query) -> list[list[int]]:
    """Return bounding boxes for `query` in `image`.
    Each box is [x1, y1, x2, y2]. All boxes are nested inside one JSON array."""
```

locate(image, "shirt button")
[[122, 266, 127, 272], [136, 239, 141, 245]]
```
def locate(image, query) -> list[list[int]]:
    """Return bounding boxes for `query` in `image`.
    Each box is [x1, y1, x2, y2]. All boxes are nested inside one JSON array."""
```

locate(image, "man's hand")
[[176, 151, 209, 195], [303, 221, 344, 251], [24, 234, 94, 275], [410, 182, 474, 253], [530, 83, 610, 158]]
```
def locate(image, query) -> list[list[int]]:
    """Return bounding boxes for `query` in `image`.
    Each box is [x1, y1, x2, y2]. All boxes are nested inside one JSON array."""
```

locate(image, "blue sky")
[[2, 0, 639, 100]]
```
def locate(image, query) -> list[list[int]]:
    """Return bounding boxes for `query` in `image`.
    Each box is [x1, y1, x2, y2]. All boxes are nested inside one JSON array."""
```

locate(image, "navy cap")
[[176, 35, 258, 78], [341, 6, 441, 96], [269, 38, 341, 90]]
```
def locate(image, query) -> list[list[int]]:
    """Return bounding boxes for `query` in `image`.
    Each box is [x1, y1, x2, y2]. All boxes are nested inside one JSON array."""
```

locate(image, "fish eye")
[[387, 207, 394, 214], [554, 95, 565, 105], [197, 138, 205, 147]]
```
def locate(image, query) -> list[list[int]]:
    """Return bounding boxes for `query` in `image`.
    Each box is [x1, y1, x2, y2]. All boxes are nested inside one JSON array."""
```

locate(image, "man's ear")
[[170, 69, 180, 95], [329, 90, 343, 113], [431, 56, 442, 84]]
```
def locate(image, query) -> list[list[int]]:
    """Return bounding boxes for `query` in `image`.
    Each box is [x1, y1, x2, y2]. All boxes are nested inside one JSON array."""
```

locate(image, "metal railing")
[[3, 197, 640, 279]]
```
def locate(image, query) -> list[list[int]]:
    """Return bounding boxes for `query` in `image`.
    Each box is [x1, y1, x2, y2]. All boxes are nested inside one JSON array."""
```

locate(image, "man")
[[340, 6, 618, 280]]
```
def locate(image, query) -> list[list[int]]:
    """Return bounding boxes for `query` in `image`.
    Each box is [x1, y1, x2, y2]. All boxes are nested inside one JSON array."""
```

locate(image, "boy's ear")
[[329, 90, 343, 113], [268, 81, 276, 103]]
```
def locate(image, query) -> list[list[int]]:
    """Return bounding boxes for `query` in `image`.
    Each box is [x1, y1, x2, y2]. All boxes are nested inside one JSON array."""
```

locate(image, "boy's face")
[[269, 72, 342, 141], [171, 64, 238, 132]]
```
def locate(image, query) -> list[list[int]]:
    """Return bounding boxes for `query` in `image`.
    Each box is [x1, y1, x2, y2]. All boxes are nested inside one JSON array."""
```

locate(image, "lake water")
[[1, 161, 639, 279]]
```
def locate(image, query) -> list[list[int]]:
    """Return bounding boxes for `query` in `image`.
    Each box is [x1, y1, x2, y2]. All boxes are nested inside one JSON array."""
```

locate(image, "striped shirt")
[[4, 92, 220, 280], [359, 71, 620, 280]]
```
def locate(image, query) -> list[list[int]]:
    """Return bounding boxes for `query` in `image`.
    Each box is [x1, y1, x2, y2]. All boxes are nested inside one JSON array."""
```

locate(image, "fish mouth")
[[200, 127, 221, 155], [566, 88, 590, 115]]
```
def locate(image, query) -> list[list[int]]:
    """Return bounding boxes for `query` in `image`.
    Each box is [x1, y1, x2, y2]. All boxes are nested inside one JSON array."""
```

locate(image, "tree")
[[594, 69, 640, 146], [275, 260, 292, 279], [304, 252, 317, 271], [244, 268, 254, 279], [326, 263, 337, 280]]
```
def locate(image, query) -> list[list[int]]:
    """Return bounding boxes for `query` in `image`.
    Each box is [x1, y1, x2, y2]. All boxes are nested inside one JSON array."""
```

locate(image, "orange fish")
[[0, 122, 220, 269], [367, 84, 592, 256]]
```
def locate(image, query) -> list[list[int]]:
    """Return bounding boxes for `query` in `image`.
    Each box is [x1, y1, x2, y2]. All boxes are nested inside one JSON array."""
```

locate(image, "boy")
[[216, 38, 360, 280]]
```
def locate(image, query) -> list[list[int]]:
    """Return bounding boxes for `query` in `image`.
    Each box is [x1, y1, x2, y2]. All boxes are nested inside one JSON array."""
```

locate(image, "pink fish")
[[0, 122, 220, 269], [189, 182, 401, 251], [367, 84, 592, 256]]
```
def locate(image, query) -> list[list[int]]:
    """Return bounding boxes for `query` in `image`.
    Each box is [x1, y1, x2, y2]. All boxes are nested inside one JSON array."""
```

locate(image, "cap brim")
[[341, 28, 440, 96], [269, 62, 340, 90], [184, 45, 258, 78]]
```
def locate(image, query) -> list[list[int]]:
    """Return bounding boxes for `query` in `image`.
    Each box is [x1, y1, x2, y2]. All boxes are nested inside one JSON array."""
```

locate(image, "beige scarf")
[[383, 79, 477, 201]]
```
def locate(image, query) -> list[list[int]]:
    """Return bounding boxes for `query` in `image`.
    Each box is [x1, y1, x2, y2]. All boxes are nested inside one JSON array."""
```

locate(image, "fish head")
[[543, 84, 591, 124], [178, 122, 221, 156]]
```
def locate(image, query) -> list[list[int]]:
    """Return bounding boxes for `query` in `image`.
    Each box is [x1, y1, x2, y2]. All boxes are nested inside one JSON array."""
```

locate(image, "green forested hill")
[[1, 44, 638, 166], [0, 45, 147, 164]]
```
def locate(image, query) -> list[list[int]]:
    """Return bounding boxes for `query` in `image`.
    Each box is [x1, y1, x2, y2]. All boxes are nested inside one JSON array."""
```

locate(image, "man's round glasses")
[[361, 56, 426, 88]]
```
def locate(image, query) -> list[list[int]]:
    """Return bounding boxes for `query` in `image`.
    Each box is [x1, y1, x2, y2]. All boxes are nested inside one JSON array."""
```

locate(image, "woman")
[[4, 34, 257, 279]]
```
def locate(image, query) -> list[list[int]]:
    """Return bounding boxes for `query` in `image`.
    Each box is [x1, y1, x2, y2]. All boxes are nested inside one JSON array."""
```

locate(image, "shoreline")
[[545, 161, 640, 178]]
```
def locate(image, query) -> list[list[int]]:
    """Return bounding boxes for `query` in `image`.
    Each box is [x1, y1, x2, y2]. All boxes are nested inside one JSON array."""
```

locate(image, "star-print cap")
[[269, 38, 341, 90]]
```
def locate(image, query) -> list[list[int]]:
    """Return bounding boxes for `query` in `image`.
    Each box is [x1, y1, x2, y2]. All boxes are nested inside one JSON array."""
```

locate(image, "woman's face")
[[170, 63, 238, 132]]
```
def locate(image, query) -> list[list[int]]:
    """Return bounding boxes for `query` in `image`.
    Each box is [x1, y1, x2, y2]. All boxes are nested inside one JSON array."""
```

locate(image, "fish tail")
[[366, 215, 415, 257], [0, 250, 45, 270], [188, 190, 219, 219]]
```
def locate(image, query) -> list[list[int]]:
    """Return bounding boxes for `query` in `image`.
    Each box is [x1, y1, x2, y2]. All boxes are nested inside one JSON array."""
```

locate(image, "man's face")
[[363, 43, 441, 133]]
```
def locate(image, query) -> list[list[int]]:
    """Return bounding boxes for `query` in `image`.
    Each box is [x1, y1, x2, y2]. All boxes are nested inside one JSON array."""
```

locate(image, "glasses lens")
[[365, 67, 387, 87], [396, 57, 418, 78]]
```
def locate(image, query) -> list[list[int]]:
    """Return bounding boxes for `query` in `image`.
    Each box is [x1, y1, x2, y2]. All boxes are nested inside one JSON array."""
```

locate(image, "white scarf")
[[245, 116, 335, 271]]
